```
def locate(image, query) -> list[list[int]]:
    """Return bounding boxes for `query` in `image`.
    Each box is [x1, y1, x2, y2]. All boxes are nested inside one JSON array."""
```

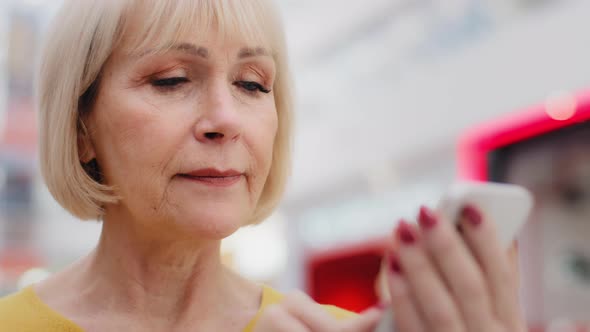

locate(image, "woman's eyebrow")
[[137, 43, 209, 59], [175, 43, 209, 58], [168, 43, 210, 58], [237, 47, 270, 59], [137, 43, 271, 60]]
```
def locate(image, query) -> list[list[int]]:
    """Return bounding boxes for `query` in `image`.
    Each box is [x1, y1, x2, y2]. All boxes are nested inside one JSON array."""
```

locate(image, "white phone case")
[[374, 181, 533, 332], [437, 181, 533, 248]]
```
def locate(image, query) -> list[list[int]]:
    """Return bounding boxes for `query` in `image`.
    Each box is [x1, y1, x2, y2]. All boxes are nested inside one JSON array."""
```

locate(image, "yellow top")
[[0, 285, 354, 331]]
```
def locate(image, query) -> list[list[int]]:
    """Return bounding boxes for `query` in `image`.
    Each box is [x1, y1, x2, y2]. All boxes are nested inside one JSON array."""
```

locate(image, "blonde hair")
[[38, 0, 292, 223]]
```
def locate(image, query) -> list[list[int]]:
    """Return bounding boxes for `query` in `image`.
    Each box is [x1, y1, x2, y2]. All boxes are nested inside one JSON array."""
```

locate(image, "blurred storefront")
[[0, 3, 43, 295]]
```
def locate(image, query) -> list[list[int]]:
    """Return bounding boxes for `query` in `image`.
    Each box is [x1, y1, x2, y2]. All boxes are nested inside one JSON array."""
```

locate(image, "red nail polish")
[[389, 254, 402, 274], [397, 220, 416, 245], [462, 205, 482, 226], [418, 206, 438, 229]]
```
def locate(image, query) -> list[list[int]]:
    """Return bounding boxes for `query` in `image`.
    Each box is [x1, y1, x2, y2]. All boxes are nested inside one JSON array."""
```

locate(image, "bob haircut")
[[38, 0, 292, 224]]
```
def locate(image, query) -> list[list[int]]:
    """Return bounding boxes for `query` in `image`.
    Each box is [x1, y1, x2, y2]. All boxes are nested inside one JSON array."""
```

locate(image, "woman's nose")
[[193, 82, 241, 144]]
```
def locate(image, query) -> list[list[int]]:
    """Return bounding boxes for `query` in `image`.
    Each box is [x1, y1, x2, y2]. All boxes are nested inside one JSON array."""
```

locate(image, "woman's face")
[[85, 31, 278, 239]]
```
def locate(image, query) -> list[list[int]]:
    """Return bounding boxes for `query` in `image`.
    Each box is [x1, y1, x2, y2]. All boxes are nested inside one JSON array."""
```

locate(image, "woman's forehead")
[[118, 0, 276, 57]]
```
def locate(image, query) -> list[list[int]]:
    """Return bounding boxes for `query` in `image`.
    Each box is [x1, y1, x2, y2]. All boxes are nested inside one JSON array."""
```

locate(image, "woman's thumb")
[[341, 306, 384, 332]]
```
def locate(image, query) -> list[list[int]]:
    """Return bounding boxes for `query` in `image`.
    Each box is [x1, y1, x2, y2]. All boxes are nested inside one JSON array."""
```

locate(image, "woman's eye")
[[151, 77, 189, 88], [233, 81, 271, 94]]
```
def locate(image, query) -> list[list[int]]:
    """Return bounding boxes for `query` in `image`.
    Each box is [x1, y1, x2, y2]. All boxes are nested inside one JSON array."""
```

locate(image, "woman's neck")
[[92, 221, 224, 316], [37, 214, 261, 331]]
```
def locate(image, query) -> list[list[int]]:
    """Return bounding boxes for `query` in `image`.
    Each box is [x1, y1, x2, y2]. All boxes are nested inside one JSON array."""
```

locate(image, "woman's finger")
[[282, 290, 383, 332], [417, 206, 498, 332], [339, 306, 383, 332], [458, 205, 526, 331], [394, 220, 466, 332], [386, 252, 426, 332], [281, 291, 339, 331]]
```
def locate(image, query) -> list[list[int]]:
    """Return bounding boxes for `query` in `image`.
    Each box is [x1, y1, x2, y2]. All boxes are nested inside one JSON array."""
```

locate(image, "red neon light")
[[458, 90, 590, 180]]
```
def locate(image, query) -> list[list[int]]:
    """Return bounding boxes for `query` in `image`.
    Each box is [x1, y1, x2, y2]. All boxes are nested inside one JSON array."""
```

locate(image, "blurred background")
[[1, 0, 590, 328]]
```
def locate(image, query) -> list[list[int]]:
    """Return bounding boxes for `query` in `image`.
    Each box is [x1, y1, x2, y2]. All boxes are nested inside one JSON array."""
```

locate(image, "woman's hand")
[[385, 205, 526, 332], [253, 291, 383, 332]]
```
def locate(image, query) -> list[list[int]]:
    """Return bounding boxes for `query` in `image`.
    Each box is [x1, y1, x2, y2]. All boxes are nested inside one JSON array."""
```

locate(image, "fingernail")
[[389, 254, 402, 274], [461, 204, 482, 226], [418, 205, 438, 229], [397, 220, 417, 245]]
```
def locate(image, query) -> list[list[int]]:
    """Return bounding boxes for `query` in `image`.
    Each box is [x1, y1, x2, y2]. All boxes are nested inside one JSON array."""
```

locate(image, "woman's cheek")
[[259, 106, 279, 176], [97, 95, 186, 187]]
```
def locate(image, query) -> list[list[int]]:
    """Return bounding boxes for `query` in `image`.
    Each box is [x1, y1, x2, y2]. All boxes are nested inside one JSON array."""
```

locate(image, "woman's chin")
[[174, 205, 251, 240]]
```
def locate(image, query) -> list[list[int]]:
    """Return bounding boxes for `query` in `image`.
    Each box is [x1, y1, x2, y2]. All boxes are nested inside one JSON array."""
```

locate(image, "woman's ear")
[[78, 119, 96, 163]]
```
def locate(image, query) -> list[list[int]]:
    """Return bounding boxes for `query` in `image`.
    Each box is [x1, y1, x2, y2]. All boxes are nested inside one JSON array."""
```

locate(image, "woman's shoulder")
[[0, 287, 36, 325], [0, 286, 82, 332]]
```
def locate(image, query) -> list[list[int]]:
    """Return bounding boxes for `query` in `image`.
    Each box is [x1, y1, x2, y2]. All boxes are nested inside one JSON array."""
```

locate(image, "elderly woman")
[[0, 0, 526, 331]]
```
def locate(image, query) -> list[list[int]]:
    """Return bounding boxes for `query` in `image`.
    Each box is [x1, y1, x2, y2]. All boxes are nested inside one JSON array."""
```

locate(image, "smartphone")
[[437, 181, 534, 248], [373, 181, 534, 332]]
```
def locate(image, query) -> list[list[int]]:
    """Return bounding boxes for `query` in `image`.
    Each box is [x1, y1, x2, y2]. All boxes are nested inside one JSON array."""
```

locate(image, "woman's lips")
[[178, 168, 244, 187], [178, 174, 242, 187]]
